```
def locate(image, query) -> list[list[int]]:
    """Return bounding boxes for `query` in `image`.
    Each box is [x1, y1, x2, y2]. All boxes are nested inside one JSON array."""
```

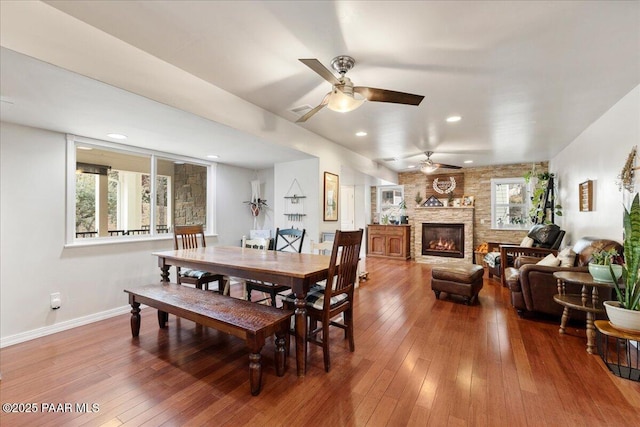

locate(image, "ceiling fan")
[[418, 151, 462, 173], [296, 56, 425, 123]]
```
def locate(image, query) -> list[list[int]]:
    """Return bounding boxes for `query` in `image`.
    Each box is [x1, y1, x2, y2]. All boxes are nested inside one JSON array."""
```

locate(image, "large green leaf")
[[622, 193, 640, 310]]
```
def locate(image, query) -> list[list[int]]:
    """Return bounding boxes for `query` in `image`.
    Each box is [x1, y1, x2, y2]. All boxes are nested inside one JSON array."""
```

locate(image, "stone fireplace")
[[422, 223, 464, 258], [413, 207, 474, 264]]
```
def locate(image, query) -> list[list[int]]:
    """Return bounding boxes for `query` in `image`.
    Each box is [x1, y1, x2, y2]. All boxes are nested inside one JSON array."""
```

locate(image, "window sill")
[[64, 232, 218, 248], [491, 227, 528, 231]]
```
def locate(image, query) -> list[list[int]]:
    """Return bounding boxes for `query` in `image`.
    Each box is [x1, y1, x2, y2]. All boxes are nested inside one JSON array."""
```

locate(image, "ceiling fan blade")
[[353, 87, 424, 106], [299, 59, 341, 85], [295, 96, 328, 123], [433, 163, 462, 170]]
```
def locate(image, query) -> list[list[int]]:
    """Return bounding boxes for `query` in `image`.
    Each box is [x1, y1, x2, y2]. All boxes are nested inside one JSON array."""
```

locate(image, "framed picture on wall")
[[323, 172, 339, 221]]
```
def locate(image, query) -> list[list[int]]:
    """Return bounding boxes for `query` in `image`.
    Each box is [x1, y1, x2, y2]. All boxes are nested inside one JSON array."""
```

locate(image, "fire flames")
[[428, 237, 457, 251]]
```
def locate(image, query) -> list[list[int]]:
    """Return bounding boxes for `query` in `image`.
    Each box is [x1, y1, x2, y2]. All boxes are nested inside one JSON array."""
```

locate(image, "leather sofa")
[[503, 237, 623, 317]]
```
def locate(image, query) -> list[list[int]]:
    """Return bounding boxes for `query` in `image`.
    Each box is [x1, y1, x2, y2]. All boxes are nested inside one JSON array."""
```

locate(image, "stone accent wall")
[[413, 207, 474, 264], [174, 164, 207, 226], [372, 162, 548, 259]]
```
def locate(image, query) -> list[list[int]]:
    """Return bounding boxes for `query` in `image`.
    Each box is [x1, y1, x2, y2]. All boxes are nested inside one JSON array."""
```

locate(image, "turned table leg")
[[130, 299, 141, 337], [559, 307, 570, 334], [248, 352, 263, 396]]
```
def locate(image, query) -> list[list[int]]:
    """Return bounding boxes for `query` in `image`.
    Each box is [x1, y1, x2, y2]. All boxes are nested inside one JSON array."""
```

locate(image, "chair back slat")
[[324, 229, 363, 306], [174, 225, 206, 250], [274, 228, 306, 253]]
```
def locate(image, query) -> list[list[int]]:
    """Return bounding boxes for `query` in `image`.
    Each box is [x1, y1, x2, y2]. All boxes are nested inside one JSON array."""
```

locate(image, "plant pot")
[[588, 263, 623, 283], [604, 301, 640, 333]]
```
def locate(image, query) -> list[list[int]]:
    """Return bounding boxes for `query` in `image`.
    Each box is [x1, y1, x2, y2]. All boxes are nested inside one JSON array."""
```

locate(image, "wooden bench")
[[124, 283, 293, 395]]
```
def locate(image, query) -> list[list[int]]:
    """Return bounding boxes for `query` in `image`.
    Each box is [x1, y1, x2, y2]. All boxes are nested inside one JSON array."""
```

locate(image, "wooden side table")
[[553, 271, 614, 354], [595, 320, 640, 381]]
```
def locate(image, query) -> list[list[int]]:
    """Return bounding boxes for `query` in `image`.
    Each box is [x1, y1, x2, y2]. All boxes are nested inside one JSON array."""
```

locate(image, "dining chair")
[[173, 225, 228, 294], [312, 238, 363, 287], [241, 236, 271, 250], [246, 228, 306, 307], [310, 239, 333, 255], [282, 228, 363, 372]]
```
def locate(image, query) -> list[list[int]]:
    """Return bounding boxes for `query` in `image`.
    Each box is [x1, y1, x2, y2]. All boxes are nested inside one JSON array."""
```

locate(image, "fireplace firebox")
[[422, 223, 464, 258]]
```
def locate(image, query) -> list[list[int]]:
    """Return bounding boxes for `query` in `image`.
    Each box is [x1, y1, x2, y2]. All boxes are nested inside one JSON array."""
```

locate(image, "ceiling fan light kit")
[[326, 87, 365, 112], [421, 163, 439, 174]]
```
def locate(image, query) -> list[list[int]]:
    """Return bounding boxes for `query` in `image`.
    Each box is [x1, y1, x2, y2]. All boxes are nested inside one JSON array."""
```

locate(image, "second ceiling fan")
[[296, 55, 425, 123]]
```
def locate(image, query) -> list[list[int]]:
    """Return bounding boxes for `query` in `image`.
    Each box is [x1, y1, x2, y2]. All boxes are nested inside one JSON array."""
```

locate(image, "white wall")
[[0, 122, 258, 345], [213, 164, 274, 245], [550, 85, 640, 246]]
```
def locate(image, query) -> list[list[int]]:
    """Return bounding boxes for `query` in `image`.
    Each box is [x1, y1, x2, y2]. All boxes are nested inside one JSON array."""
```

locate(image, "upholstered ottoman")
[[431, 263, 484, 305]]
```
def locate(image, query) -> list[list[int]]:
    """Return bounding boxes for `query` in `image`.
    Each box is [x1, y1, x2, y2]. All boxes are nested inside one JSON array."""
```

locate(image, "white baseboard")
[[0, 305, 132, 348]]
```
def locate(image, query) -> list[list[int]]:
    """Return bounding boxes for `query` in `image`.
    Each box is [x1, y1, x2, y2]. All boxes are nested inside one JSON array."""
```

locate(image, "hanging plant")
[[617, 146, 636, 193], [244, 198, 268, 217], [524, 169, 562, 224]]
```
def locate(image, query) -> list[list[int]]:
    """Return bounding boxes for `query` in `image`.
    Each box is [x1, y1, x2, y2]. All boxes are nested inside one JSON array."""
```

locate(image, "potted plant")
[[588, 248, 623, 283], [399, 199, 408, 224], [415, 191, 423, 207], [604, 193, 640, 332]]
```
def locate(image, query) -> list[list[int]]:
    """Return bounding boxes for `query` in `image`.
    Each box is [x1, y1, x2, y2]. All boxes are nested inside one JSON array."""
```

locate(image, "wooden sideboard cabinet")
[[367, 224, 411, 259]]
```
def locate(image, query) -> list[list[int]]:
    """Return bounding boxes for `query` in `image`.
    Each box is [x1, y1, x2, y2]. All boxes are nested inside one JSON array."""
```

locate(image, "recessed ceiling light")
[[207, 154, 219, 159], [407, 165, 416, 169], [355, 131, 367, 137], [446, 116, 462, 123], [77, 146, 93, 150], [174, 161, 185, 165], [464, 160, 473, 164], [107, 133, 127, 140]]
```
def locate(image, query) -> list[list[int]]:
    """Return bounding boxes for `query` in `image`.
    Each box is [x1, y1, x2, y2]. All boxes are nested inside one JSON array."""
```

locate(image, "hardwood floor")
[[1, 258, 639, 426]]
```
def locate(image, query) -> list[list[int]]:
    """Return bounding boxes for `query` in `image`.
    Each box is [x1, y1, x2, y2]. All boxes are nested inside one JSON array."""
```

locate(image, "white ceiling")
[[1, 1, 639, 172]]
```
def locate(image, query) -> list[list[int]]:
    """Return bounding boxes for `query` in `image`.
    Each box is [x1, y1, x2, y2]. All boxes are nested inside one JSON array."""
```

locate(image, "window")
[[491, 178, 530, 230], [67, 135, 215, 244], [377, 185, 404, 224]]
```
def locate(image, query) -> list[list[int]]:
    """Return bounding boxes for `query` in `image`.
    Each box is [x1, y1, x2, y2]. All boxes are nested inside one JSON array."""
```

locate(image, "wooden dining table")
[[153, 245, 331, 376]]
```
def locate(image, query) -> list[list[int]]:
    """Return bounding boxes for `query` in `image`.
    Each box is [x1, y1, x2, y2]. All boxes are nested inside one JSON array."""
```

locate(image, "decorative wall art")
[[323, 172, 339, 221], [426, 172, 464, 199], [579, 180, 593, 212], [462, 195, 475, 206], [617, 145, 637, 193]]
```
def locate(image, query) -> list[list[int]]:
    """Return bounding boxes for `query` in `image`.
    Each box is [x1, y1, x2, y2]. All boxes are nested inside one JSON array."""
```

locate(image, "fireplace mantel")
[[413, 207, 474, 264]]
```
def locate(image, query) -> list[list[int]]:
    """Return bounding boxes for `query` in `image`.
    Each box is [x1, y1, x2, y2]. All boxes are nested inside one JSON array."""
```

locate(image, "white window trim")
[[490, 177, 530, 230], [377, 185, 404, 217], [65, 134, 217, 247]]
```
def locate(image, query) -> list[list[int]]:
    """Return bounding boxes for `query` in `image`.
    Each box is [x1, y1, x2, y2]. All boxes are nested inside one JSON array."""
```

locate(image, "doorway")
[[340, 185, 355, 230]]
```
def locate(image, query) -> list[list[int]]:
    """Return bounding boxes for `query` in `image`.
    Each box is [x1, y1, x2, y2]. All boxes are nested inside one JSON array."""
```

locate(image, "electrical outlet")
[[50, 292, 61, 309], [480, 219, 485, 224]]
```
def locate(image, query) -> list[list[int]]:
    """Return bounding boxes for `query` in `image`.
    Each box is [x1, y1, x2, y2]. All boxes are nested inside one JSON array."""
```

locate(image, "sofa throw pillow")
[[520, 236, 535, 247], [537, 254, 561, 267], [557, 247, 576, 267]]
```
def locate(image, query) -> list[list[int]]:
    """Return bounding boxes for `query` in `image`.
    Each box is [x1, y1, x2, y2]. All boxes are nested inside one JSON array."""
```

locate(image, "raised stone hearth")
[[413, 207, 474, 264]]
